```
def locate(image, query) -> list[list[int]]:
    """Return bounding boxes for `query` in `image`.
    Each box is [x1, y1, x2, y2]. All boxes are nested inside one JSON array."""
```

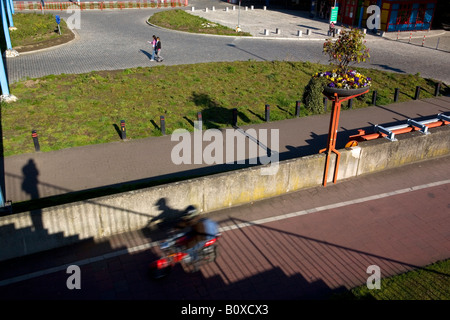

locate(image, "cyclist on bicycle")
[[175, 205, 219, 263]]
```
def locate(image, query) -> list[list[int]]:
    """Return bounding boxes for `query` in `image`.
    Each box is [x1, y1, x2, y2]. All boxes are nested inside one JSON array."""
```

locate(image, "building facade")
[[316, 0, 438, 32]]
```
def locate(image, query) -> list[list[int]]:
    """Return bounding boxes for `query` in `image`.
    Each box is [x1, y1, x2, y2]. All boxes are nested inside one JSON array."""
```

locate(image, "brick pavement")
[[0, 154, 449, 301]]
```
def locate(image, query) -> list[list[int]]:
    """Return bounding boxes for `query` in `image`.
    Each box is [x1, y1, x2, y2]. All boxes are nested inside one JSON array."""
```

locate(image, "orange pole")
[[321, 89, 368, 186], [321, 93, 340, 187]]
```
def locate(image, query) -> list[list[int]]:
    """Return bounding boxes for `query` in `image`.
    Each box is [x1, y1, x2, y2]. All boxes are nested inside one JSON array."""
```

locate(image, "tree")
[[323, 28, 370, 74]]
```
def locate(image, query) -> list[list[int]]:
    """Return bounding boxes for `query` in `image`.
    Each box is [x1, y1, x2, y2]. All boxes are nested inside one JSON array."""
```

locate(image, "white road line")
[[219, 179, 450, 232], [1, 179, 449, 287]]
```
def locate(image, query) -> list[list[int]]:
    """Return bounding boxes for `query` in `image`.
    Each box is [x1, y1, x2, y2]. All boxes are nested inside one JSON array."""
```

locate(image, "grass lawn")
[[148, 9, 252, 36], [3, 61, 447, 157], [6, 12, 72, 49]]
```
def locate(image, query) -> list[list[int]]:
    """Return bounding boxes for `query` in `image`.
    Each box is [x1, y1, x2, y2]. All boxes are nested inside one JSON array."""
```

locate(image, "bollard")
[[297, 30, 302, 37], [295, 101, 301, 117], [233, 6, 235, 10], [245, 6, 248, 11], [408, 32, 412, 43], [414, 86, 421, 100], [422, 35, 425, 47], [323, 97, 328, 112], [306, 29, 310, 36], [212, 6, 215, 11], [225, 7, 228, 12], [435, 82, 441, 96], [32, 130, 40, 152], [396, 30, 399, 40], [348, 98, 353, 109], [251, 5, 254, 10], [394, 88, 399, 102], [276, 28, 281, 35], [232, 108, 238, 126], [196, 112, 202, 131], [160, 115, 166, 135], [205, 7, 208, 12], [264, 29, 269, 36], [191, 7, 194, 11], [120, 120, 126, 140], [371, 90, 377, 106], [263, 6, 266, 10], [436, 38, 440, 50], [265, 104, 270, 122]]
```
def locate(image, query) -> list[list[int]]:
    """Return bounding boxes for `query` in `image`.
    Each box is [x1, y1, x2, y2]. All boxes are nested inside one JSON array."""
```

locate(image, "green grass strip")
[[148, 9, 252, 36], [3, 61, 447, 157]]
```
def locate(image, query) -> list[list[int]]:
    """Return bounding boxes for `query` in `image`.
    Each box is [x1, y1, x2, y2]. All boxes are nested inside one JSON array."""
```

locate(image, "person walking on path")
[[155, 37, 163, 62], [147, 35, 157, 61]]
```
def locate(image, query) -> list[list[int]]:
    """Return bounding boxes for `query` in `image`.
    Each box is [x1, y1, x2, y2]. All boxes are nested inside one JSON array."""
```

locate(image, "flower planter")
[[323, 86, 370, 97]]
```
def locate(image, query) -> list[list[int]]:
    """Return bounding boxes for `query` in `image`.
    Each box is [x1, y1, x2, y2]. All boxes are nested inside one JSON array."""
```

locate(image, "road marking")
[[219, 179, 450, 231], [1, 179, 449, 287]]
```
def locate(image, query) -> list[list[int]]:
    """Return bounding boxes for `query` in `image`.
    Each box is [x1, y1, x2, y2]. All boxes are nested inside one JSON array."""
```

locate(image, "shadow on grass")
[[191, 92, 251, 129]]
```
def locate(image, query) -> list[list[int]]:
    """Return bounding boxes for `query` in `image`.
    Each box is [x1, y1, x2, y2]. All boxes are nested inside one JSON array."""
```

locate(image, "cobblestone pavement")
[[6, 0, 450, 84]]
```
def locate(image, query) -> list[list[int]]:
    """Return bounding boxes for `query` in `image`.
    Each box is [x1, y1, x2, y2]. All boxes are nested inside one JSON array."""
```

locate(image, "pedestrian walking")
[[155, 37, 163, 62], [147, 35, 157, 61], [328, 22, 335, 36]]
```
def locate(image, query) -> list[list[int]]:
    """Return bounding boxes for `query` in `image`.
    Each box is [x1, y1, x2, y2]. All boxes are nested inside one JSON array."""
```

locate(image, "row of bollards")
[[192, 5, 256, 12], [400, 31, 442, 50], [264, 28, 311, 37], [323, 82, 441, 111], [29, 82, 442, 151]]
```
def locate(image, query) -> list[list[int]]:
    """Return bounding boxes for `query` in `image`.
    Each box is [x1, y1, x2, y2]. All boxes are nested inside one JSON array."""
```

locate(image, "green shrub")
[[302, 76, 327, 114]]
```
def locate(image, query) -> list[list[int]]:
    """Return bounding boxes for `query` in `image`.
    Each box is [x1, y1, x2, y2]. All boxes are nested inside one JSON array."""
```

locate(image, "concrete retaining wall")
[[1, 125, 449, 261]]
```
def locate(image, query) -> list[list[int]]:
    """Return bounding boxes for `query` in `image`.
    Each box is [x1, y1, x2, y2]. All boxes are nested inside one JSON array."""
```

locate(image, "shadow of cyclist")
[[148, 198, 187, 232]]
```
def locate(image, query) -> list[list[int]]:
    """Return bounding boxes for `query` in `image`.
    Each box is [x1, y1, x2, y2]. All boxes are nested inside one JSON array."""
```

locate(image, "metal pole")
[[0, 0, 13, 50], [5, 0, 14, 28], [394, 88, 399, 102], [295, 100, 301, 117], [238, 0, 241, 29]]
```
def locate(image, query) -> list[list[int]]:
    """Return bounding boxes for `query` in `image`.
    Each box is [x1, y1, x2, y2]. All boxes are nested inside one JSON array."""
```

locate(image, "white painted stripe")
[[1, 179, 448, 287]]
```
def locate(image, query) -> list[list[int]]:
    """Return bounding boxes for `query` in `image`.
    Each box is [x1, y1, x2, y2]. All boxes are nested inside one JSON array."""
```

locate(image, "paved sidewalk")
[[187, 1, 448, 42]]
